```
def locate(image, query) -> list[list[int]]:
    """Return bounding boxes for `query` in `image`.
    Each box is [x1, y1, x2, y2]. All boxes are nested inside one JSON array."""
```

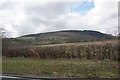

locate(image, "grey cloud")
[[13, 2, 77, 36], [25, 2, 77, 19], [0, 0, 118, 37]]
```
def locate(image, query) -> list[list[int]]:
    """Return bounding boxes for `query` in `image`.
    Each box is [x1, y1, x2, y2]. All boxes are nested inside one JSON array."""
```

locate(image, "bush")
[[2, 42, 118, 61]]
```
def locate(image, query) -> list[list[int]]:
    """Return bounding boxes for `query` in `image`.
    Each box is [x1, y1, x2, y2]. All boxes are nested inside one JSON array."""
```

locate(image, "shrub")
[[2, 41, 118, 61]]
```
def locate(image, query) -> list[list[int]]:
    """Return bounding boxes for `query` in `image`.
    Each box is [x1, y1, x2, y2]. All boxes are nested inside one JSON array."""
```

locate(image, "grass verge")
[[2, 58, 119, 78]]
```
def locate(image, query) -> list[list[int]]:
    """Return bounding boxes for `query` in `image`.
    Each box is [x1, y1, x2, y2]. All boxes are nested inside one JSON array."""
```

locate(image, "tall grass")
[[3, 41, 118, 61]]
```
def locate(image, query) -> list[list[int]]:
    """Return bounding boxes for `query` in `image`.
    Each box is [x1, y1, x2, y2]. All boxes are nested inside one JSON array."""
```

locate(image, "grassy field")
[[2, 58, 119, 78], [2, 40, 119, 78], [34, 40, 117, 47], [18, 37, 36, 40]]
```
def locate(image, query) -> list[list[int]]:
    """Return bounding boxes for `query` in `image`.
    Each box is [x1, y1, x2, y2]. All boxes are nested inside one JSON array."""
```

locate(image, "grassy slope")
[[18, 30, 116, 45], [3, 58, 119, 78], [34, 40, 117, 47]]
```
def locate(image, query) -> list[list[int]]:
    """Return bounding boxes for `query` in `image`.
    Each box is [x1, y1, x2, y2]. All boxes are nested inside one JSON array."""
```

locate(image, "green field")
[[2, 58, 119, 78]]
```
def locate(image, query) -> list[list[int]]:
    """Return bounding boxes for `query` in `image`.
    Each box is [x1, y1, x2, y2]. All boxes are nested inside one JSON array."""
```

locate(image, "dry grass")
[[34, 40, 118, 47]]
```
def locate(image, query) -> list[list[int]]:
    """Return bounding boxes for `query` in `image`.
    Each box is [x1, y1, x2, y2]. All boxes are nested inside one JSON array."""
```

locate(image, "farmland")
[[2, 40, 119, 78], [2, 58, 119, 78]]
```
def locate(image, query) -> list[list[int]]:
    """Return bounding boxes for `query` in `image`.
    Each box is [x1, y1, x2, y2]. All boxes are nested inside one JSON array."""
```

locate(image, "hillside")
[[16, 30, 116, 45]]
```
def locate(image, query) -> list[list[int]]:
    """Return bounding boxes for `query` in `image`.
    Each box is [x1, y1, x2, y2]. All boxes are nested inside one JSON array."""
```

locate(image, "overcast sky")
[[0, 0, 119, 38]]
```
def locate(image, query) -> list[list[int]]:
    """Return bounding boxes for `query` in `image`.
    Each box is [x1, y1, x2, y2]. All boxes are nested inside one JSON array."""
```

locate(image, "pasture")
[[2, 58, 119, 78], [2, 40, 119, 78]]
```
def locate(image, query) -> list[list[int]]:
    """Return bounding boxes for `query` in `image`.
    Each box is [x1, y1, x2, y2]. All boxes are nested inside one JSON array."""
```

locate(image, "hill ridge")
[[17, 30, 116, 45]]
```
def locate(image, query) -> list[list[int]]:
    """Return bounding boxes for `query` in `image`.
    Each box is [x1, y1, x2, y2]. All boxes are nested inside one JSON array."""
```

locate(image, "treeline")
[[3, 42, 119, 61]]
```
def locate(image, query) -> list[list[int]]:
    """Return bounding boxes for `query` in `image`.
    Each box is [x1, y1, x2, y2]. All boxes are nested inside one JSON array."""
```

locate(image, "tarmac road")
[[0, 76, 45, 80]]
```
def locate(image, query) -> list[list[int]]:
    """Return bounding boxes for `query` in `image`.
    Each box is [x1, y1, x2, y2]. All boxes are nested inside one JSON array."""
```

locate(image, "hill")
[[17, 30, 116, 45]]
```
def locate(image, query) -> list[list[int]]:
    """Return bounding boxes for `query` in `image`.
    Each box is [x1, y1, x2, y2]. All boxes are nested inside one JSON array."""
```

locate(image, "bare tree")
[[113, 30, 118, 36], [106, 28, 118, 36], [0, 28, 6, 38]]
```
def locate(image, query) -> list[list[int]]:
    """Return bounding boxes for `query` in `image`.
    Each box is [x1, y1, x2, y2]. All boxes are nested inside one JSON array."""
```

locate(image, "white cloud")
[[85, 0, 119, 34], [0, 0, 119, 37]]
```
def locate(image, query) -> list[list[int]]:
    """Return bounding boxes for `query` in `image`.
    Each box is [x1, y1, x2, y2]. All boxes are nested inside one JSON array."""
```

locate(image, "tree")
[[0, 28, 6, 38]]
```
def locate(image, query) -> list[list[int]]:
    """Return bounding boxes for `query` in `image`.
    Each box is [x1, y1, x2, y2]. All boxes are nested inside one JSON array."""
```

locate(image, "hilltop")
[[16, 30, 116, 45]]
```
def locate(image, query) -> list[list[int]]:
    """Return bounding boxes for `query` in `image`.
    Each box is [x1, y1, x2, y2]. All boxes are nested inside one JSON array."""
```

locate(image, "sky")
[[0, 0, 119, 38]]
